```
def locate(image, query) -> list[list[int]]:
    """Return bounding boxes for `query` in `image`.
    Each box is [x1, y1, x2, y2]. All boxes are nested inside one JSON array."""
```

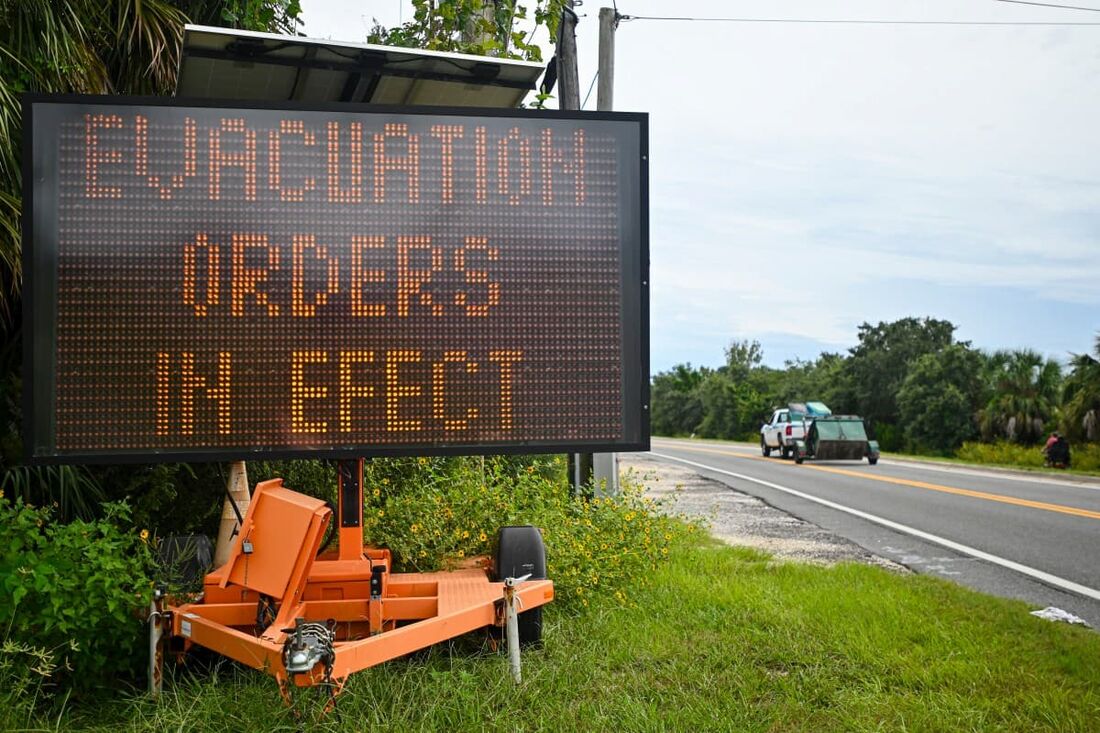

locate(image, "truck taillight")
[[785, 425, 792, 436]]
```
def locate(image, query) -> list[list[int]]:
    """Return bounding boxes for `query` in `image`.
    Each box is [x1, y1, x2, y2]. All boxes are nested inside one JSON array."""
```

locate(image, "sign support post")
[[337, 459, 365, 560]]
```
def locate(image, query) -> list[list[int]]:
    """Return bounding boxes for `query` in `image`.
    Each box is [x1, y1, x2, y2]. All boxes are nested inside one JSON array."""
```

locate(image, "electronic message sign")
[[23, 95, 648, 462]]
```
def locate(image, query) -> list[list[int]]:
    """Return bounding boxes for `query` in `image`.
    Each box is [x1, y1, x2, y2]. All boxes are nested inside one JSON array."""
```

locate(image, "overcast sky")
[[300, 0, 1100, 371]]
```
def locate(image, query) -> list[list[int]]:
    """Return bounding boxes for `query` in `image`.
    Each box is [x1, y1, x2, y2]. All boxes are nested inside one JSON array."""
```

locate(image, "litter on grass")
[[1030, 607, 1091, 627]]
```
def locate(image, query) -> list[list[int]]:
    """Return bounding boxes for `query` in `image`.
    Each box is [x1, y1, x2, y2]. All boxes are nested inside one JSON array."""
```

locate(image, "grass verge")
[[14, 537, 1100, 732]]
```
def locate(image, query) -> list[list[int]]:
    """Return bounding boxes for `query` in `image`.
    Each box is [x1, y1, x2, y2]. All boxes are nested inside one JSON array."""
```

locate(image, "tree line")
[[651, 317, 1100, 453]]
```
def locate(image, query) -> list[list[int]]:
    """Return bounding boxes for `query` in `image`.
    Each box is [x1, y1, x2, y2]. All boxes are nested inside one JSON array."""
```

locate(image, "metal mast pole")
[[561, 0, 587, 494]]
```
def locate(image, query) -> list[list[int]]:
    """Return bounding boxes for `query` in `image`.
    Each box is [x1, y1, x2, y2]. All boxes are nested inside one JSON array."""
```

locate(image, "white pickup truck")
[[760, 402, 831, 459], [760, 408, 807, 459]]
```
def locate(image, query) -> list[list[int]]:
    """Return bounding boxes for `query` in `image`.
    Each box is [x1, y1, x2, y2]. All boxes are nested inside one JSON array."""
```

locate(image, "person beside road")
[[1042, 432, 1072, 469]]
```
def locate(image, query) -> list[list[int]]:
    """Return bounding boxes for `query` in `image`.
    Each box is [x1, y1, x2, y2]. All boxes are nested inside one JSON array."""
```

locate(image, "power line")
[[581, 70, 599, 109], [994, 0, 1100, 11], [618, 15, 1100, 26]]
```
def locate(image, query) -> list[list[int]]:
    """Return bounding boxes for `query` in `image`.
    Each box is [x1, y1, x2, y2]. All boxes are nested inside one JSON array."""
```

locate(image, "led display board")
[[23, 95, 648, 462]]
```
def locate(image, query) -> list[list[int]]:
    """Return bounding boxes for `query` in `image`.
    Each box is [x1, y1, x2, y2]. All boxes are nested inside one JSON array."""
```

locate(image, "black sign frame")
[[22, 93, 649, 464]]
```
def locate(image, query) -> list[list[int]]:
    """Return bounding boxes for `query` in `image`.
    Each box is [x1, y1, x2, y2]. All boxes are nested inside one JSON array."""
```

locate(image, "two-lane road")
[[650, 437, 1100, 626]]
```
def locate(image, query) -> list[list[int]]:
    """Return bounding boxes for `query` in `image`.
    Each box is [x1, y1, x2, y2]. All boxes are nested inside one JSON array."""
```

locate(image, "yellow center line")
[[651, 440, 1100, 522]]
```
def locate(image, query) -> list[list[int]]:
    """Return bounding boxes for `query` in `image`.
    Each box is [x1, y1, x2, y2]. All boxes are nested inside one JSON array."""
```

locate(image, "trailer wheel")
[[868, 456, 878, 465], [761, 437, 771, 457], [795, 454, 805, 465], [494, 526, 546, 646]]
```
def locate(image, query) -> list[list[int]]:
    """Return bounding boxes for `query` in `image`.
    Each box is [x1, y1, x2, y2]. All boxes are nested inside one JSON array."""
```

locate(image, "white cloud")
[[299, 0, 1100, 367]]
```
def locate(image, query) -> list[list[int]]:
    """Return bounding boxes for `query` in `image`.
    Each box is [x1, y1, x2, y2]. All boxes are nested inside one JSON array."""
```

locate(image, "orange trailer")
[[155, 459, 553, 702]]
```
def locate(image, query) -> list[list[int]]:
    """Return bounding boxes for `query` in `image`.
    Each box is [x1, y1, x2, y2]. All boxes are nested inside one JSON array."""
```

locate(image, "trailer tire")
[[494, 526, 546, 646], [868, 456, 878, 465], [795, 454, 805, 465]]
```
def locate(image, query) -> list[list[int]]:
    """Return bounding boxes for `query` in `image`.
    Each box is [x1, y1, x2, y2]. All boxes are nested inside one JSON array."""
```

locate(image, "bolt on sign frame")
[[21, 93, 647, 696]]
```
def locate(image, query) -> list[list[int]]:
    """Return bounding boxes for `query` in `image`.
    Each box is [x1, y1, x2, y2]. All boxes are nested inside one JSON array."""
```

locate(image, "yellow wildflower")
[[140, 529, 150, 542], [410, 524, 419, 533], [377, 509, 385, 518], [373, 488, 381, 498], [462, 530, 469, 539], [478, 532, 487, 542], [457, 550, 465, 558]]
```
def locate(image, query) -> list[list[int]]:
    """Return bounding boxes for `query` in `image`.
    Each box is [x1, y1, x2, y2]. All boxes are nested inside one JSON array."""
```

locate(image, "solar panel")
[[176, 24, 546, 108]]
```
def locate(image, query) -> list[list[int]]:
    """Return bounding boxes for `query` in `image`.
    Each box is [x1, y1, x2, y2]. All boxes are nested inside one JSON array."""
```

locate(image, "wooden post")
[[462, 0, 513, 54], [558, 1, 581, 109], [590, 7, 621, 496], [214, 461, 249, 567], [597, 7, 617, 111]]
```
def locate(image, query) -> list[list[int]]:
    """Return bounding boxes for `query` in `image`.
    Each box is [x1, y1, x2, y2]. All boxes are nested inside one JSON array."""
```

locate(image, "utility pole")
[[462, 0, 514, 55], [597, 6, 616, 111], [590, 5, 620, 496], [558, 0, 581, 109]]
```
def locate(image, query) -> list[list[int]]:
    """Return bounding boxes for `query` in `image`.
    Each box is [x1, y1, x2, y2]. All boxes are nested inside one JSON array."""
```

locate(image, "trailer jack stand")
[[503, 574, 530, 684], [164, 459, 554, 702]]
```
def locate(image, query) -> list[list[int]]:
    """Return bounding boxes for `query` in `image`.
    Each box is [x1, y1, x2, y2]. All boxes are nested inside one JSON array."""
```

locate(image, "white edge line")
[[649, 451, 1100, 603]]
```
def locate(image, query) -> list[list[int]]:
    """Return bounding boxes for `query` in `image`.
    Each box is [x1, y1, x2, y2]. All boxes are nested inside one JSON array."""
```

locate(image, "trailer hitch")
[[281, 618, 336, 676]]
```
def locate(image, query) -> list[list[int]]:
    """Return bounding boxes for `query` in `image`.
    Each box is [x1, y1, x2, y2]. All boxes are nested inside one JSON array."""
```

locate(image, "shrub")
[[0, 496, 155, 692], [362, 455, 698, 609], [250, 459, 337, 503], [873, 423, 903, 452]]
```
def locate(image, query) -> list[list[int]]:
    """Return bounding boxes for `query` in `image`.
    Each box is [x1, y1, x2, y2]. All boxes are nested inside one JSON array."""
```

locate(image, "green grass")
[[12, 538, 1100, 732]]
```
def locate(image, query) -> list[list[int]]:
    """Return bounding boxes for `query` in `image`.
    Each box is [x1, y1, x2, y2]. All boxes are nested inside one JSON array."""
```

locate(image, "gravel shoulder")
[[621, 453, 907, 572]]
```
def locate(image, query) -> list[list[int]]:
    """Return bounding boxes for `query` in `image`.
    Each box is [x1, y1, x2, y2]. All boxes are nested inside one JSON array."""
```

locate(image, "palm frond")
[[110, 0, 188, 95], [1, 464, 106, 521]]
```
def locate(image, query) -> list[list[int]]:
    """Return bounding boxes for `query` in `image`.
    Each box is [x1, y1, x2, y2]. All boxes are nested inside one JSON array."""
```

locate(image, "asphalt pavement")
[[649, 437, 1100, 627]]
